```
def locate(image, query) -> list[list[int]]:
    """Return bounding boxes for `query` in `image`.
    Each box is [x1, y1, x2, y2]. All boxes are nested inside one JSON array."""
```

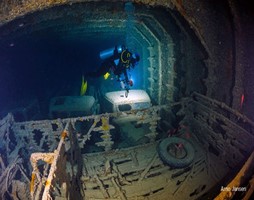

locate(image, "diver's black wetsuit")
[[86, 45, 139, 91], [87, 47, 134, 76], [87, 58, 115, 78]]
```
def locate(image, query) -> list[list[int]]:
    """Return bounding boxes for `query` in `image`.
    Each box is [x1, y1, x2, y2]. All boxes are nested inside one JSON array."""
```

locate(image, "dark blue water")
[[0, 28, 127, 119], [0, 2, 144, 120]]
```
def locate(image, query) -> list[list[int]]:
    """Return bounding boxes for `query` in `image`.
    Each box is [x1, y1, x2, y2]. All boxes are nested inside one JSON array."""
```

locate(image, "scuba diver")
[[81, 45, 140, 97]]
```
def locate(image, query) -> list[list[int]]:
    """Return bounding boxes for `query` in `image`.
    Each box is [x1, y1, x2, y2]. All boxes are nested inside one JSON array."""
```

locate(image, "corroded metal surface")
[[0, 0, 68, 25], [1, 94, 254, 199], [215, 151, 254, 200], [0, 0, 172, 26]]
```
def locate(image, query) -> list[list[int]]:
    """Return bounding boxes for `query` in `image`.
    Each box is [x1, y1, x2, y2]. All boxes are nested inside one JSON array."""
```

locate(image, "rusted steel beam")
[[29, 121, 69, 199], [41, 122, 69, 200], [192, 92, 254, 127], [215, 151, 254, 200], [0, 0, 68, 25]]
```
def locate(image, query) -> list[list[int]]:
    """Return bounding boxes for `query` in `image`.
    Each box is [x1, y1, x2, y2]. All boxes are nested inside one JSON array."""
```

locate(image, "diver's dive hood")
[[99, 45, 123, 60]]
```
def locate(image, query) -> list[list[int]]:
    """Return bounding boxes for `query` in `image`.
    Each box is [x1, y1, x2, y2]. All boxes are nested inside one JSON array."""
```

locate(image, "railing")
[[3, 92, 254, 199], [30, 122, 69, 199], [25, 104, 171, 199]]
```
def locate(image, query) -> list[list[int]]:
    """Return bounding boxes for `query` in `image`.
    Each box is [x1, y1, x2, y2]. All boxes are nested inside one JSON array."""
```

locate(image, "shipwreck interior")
[[0, 0, 254, 200]]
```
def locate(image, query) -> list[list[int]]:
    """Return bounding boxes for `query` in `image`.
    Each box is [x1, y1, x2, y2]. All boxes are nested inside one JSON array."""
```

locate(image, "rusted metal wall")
[[0, 0, 67, 25]]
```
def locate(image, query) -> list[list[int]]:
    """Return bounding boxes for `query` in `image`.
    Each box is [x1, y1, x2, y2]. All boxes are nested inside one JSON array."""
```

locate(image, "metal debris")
[[0, 93, 254, 199]]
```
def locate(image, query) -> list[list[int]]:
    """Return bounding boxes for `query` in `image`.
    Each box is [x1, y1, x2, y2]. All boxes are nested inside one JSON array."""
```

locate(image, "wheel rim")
[[167, 143, 187, 159]]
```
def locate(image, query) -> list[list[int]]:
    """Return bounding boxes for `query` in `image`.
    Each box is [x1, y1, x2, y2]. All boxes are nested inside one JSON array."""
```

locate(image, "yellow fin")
[[80, 75, 87, 96], [103, 72, 110, 80]]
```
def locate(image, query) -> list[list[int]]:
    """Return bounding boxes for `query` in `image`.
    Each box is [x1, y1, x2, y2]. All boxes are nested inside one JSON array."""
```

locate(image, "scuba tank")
[[120, 80, 125, 89], [100, 45, 123, 60]]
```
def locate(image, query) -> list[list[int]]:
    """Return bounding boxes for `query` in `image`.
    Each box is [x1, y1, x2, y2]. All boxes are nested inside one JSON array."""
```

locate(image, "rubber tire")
[[158, 137, 195, 168]]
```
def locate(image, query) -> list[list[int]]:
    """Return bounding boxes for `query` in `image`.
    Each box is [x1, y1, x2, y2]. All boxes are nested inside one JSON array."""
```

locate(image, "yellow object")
[[101, 117, 110, 131], [61, 130, 68, 139], [101, 134, 110, 139], [45, 179, 51, 187], [104, 72, 110, 80], [80, 75, 87, 96], [30, 172, 36, 193]]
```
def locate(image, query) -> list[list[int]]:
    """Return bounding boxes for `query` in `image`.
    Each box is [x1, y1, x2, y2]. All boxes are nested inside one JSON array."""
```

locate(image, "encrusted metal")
[[0, 93, 254, 199]]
